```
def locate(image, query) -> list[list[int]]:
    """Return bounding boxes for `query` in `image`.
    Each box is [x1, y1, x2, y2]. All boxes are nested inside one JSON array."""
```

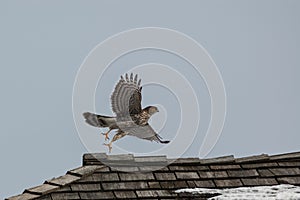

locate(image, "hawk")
[[83, 73, 170, 152]]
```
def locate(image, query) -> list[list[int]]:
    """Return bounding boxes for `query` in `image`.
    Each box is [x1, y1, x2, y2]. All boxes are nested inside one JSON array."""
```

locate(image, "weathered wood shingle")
[[25, 184, 59, 195], [6, 151, 300, 200], [46, 174, 81, 186], [6, 193, 39, 200]]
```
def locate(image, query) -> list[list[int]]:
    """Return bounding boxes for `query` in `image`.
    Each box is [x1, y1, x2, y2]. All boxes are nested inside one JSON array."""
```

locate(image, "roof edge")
[[6, 165, 104, 200]]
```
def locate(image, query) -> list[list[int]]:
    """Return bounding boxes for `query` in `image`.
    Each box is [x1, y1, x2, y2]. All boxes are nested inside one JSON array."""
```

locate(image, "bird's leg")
[[101, 128, 112, 141], [103, 142, 112, 153], [103, 131, 127, 153]]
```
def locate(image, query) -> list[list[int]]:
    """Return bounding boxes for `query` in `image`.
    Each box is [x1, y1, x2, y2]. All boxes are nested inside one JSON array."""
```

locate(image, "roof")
[[6, 151, 300, 200], [175, 184, 300, 199]]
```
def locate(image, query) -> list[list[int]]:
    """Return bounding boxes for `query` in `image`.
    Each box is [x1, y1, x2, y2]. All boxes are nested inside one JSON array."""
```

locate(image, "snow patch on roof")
[[175, 184, 300, 200]]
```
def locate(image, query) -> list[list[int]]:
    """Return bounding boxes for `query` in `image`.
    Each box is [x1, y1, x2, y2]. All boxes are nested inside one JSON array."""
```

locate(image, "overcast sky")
[[1, 0, 300, 199]]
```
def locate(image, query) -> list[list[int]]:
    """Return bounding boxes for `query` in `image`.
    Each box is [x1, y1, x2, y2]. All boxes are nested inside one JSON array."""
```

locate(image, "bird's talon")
[[101, 131, 110, 141], [101, 133, 109, 141]]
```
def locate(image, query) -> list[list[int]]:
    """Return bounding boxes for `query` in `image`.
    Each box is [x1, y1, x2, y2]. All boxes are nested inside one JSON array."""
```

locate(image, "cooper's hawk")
[[83, 73, 170, 152]]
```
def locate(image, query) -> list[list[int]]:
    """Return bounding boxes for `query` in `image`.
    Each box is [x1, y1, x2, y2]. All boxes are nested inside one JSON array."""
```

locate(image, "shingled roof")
[[6, 151, 300, 200]]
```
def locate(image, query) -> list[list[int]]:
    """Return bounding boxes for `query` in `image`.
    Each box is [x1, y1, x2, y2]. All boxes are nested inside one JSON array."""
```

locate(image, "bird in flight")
[[83, 73, 170, 152]]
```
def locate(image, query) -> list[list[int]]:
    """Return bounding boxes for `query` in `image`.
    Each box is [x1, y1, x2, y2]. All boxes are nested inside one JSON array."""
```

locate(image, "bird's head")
[[144, 106, 159, 116]]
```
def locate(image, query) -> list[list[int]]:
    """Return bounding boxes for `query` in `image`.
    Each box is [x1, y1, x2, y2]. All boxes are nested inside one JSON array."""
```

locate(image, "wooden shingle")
[[270, 168, 300, 176], [169, 165, 209, 171], [79, 191, 114, 199], [136, 190, 175, 198], [119, 172, 155, 181], [198, 171, 228, 179], [6, 151, 300, 200], [270, 152, 300, 160], [25, 184, 59, 195], [277, 176, 300, 185], [257, 169, 275, 177], [160, 181, 188, 189], [241, 178, 278, 186], [235, 154, 269, 163], [200, 155, 235, 164], [154, 172, 177, 180], [114, 191, 137, 199], [102, 181, 148, 190], [86, 172, 120, 182], [147, 181, 161, 189], [187, 180, 215, 188], [51, 192, 80, 200], [46, 174, 81, 186], [70, 183, 101, 191], [210, 164, 241, 170], [241, 162, 278, 169], [34, 195, 52, 200], [134, 155, 167, 163], [214, 179, 243, 188], [227, 169, 259, 178], [175, 171, 200, 179], [277, 161, 300, 167], [6, 193, 39, 200], [67, 165, 101, 177]]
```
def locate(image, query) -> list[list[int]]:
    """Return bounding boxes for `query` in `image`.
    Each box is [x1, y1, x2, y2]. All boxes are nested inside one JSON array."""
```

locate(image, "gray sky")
[[1, 0, 300, 199]]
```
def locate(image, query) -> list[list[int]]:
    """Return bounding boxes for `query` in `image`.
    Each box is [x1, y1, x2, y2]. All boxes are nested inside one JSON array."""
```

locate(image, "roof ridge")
[[83, 151, 300, 166]]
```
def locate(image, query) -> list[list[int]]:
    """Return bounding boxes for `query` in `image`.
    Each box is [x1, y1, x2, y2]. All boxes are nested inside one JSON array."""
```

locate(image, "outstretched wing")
[[117, 121, 170, 143], [111, 73, 142, 119]]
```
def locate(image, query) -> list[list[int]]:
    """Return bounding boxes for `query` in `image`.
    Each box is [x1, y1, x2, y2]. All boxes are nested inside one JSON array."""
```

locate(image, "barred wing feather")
[[110, 73, 142, 120]]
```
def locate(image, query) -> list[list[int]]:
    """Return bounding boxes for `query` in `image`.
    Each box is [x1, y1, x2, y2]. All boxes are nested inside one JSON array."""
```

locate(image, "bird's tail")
[[83, 112, 116, 128]]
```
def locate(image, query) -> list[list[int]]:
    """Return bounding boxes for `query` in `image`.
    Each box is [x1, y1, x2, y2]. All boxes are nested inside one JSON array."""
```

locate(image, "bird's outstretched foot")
[[101, 131, 110, 141], [103, 142, 112, 153]]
